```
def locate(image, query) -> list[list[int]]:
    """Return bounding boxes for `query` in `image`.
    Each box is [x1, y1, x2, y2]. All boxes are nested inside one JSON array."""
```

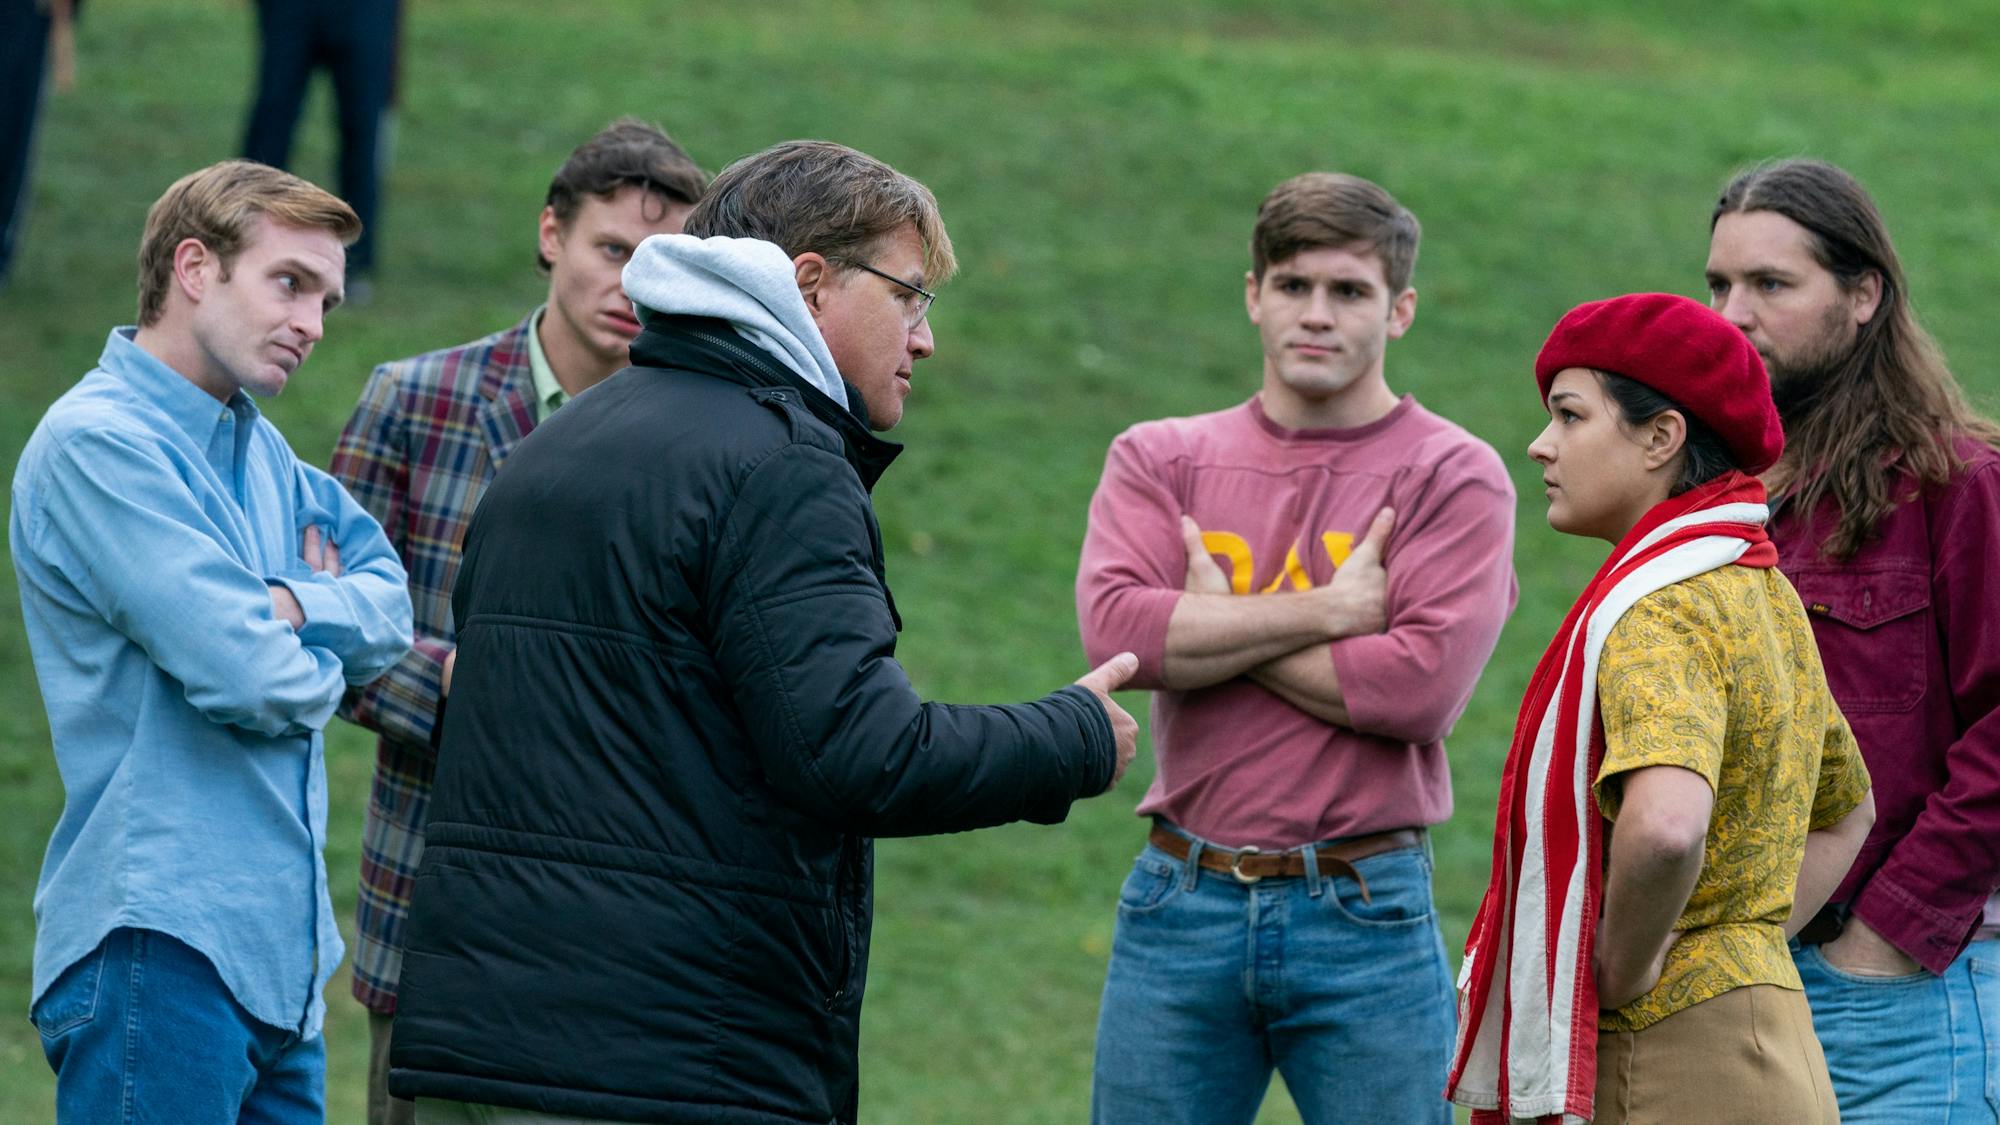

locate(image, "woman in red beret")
[[1447, 293, 1876, 1123]]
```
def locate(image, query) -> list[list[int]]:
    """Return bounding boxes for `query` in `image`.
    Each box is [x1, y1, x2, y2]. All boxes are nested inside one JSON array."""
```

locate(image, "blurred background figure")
[[241, 0, 399, 300], [0, 0, 76, 290]]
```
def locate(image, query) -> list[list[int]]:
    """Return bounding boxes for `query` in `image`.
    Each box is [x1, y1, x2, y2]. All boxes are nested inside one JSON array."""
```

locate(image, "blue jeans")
[[32, 927, 326, 1125], [1091, 835, 1455, 1125], [1795, 936, 2000, 1123]]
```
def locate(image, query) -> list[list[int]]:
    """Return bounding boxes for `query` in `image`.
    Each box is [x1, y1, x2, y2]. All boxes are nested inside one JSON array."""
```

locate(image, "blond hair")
[[137, 160, 361, 326]]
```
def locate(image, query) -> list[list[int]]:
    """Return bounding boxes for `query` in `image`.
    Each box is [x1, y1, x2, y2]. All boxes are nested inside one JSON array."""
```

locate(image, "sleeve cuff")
[[1096, 586, 1180, 689], [1059, 682, 1116, 799], [270, 574, 347, 646], [1327, 633, 1409, 742], [1851, 871, 1982, 976]]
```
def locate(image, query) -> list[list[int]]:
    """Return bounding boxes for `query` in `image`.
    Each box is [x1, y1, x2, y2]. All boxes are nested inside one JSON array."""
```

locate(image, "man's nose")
[[1714, 287, 1755, 332], [908, 316, 935, 361], [1300, 289, 1337, 326]]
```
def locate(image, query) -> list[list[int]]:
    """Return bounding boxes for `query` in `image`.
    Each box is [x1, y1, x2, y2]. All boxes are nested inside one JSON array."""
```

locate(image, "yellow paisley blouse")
[[1593, 564, 1870, 1032]]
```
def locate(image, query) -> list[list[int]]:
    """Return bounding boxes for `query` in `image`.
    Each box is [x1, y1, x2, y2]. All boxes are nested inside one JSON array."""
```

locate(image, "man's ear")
[[171, 237, 216, 306], [1850, 268, 1884, 327], [537, 206, 564, 267], [1643, 409, 1689, 473], [1243, 270, 1261, 325], [795, 252, 831, 318], [1387, 287, 1418, 340]]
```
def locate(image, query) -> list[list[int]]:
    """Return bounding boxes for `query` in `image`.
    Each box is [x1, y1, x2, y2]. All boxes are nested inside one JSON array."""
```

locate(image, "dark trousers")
[[0, 0, 54, 282], [242, 0, 398, 273]]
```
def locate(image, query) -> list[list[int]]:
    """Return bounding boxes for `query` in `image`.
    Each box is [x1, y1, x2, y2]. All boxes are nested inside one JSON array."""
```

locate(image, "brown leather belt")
[[1147, 825, 1423, 904]]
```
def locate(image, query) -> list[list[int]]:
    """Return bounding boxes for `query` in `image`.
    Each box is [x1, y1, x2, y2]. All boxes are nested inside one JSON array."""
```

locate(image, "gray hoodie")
[[621, 233, 849, 410]]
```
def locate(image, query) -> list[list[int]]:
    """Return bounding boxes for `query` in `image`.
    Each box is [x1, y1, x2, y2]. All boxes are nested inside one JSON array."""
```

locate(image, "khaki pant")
[[1593, 984, 1839, 1124], [368, 1011, 418, 1125]]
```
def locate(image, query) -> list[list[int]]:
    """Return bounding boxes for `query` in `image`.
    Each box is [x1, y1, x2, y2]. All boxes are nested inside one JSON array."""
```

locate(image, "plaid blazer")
[[330, 314, 538, 1013]]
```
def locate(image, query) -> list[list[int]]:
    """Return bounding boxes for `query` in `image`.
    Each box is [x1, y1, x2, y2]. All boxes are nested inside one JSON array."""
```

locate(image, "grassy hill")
[[2, 0, 1996, 1119]]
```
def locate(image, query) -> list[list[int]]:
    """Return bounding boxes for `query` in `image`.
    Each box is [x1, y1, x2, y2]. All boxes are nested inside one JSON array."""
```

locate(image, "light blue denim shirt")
[[11, 328, 413, 1038]]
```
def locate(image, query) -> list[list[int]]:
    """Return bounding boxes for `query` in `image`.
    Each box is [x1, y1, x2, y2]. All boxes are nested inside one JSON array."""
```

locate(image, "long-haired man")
[[1706, 157, 2000, 1121]]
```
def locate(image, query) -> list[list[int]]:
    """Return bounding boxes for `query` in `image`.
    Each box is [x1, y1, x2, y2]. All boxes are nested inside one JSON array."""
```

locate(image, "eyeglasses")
[[839, 258, 935, 329]]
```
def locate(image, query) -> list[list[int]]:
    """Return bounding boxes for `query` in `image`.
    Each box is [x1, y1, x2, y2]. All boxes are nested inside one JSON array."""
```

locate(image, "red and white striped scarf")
[[1445, 472, 1777, 1124]]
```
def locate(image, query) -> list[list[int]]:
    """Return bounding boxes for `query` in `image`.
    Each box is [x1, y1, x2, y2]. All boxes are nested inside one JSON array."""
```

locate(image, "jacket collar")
[[474, 313, 540, 472], [631, 316, 901, 490]]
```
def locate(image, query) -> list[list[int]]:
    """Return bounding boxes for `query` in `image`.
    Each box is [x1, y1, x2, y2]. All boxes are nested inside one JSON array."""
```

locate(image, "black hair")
[[1596, 372, 1738, 495]]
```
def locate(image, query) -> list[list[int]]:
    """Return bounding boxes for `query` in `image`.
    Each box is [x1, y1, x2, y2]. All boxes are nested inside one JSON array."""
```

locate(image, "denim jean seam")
[[1961, 951, 2000, 1114], [120, 930, 145, 1123]]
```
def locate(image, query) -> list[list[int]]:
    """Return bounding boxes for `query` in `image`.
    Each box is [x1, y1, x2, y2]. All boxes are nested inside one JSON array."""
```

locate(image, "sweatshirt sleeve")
[[1076, 427, 1185, 689], [707, 441, 1115, 837], [1327, 446, 1518, 746]]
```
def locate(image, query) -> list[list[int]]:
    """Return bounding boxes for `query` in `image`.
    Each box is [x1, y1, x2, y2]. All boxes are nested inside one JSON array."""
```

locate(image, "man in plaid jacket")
[[328, 119, 706, 1125]]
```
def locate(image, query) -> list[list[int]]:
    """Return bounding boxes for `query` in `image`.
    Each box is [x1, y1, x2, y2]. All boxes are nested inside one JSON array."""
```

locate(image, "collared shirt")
[[527, 306, 567, 423], [1772, 441, 2000, 974], [11, 328, 412, 1036], [1592, 565, 1869, 1032]]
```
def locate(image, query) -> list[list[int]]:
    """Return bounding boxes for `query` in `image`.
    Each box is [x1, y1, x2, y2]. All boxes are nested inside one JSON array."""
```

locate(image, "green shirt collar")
[[526, 306, 567, 424]]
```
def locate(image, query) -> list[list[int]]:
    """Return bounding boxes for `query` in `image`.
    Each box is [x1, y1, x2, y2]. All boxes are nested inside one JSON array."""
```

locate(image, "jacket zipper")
[[826, 837, 856, 1011]]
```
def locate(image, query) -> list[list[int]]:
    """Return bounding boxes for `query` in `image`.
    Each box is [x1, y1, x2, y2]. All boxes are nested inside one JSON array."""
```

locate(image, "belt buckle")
[[1229, 845, 1262, 884]]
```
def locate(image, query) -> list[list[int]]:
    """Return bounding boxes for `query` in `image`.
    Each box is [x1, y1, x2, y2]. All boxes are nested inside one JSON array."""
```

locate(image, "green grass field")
[[3, 0, 1998, 1120]]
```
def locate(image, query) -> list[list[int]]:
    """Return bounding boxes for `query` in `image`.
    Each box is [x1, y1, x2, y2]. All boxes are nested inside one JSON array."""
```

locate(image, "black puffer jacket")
[[388, 318, 1115, 1123]]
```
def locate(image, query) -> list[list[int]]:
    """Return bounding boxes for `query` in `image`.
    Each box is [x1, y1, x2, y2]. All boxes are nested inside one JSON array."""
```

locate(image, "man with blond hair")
[[388, 140, 1140, 1125], [1078, 172, 1516, 1124], [12, 160, 412, 1123], [329, 118, 706, 1125]]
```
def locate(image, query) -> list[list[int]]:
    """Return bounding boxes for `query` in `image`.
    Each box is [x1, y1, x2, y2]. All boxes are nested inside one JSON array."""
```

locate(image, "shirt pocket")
[[1792, 565, 1930, 714]]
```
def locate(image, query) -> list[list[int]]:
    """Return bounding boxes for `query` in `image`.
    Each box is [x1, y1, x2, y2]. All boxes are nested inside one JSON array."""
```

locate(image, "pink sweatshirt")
[[1077, 394, 1518, 849]]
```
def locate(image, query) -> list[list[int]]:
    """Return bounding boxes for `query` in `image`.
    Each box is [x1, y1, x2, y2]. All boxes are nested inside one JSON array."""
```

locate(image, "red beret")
[[1534, 292, 1784, 475]]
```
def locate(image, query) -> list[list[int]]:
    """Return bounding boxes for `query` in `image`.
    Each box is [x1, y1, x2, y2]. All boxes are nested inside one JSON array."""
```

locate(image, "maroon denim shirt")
[[1772, 439, 2000, 974]]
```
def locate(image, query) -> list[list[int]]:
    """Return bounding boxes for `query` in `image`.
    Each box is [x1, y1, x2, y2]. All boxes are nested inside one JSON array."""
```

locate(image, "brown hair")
[[539, 117, 710, 270], [1251, 172, 1420, 291], [683, 140, 956, 287], [136, 160, 360, 326], [1713, 159, 2000, 559]]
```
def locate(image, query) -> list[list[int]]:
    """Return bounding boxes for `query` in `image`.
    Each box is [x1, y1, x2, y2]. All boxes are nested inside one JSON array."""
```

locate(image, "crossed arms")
[[1165, 509, 1394, 727], [28, 426, 411, 737], [1075, 429, 1517, 743]]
